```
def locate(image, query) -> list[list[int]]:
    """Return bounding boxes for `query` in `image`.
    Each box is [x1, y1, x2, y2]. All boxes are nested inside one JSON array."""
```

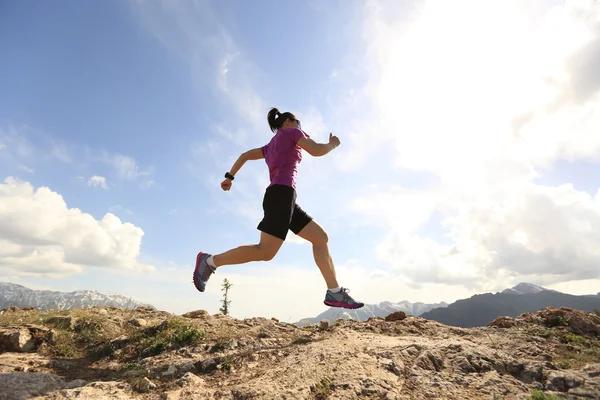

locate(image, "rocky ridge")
[[0, 305, 599, 399]]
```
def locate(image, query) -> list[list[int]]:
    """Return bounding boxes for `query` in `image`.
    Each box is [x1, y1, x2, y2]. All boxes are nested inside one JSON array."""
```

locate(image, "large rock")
[[0, 372, 65, 400], [385, 311, 407, 322], [414, 350, 444, 372], [545, 370, 585, 392], [64, 379, 87, 389], [0, 325, 57, 353], [488, 316, 516, 328], [182, 310, 209, 319], [177, 372, 205, 387], [0, 327, 35, 352]]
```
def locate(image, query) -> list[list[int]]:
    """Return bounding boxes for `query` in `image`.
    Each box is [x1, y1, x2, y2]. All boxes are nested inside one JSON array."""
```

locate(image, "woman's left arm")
[[221, 148, 264, 191], [229, 148, 264, 175]]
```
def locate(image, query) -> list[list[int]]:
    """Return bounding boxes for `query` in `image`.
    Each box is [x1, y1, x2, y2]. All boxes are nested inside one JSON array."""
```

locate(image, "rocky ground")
[[1, 305, 599, 399]]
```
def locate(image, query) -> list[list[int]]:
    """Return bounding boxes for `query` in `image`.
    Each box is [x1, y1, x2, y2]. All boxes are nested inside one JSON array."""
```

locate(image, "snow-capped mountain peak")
[[0, 282, 153, 310], [502, 282, 548, 295]]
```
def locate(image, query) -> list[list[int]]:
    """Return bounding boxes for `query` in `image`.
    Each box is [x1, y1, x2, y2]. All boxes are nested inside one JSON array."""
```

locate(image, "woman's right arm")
[[298, 133, 340, 157]]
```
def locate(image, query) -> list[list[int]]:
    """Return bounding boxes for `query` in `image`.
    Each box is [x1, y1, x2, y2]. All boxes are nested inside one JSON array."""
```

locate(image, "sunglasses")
[[295, 119, 301, 129]]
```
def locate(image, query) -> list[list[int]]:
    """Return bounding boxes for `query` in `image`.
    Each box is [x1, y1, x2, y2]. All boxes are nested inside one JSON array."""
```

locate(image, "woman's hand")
[[329, 133, 341, 148], [221, 179, 232, 191]]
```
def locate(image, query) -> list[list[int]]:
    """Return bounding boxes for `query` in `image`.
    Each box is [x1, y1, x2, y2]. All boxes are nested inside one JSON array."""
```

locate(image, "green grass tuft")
[[527, 389, 561, 400]]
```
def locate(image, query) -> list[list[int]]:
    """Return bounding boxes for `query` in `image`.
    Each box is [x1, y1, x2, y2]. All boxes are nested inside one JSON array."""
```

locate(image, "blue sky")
[[1, 0, 600, 321]]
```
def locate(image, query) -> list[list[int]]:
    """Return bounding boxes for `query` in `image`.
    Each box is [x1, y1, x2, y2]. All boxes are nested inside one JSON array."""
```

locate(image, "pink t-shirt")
[[261, 128, 310, 189]]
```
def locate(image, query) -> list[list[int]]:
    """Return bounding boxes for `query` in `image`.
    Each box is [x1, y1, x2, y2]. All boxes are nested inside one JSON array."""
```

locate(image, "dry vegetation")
[[1, 306, 599, 399]]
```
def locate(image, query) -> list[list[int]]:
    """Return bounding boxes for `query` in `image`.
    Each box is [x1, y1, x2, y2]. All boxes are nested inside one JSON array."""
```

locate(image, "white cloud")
[[109, 205, 133, 216], [88, 175, 109, 190], [0, 125, 34, 159], [94, 152, 156, 189], [17, 165, 34, 173], [361, 0, 600, 183], [548, 279, 600, 296], [351, 181, 600, 290], [51, 141, 72, 163], [348, 186, 439, 232], [112, 154, 139, 180], [0, 125, 74, 165], [140, 179, 155, 190], [0, 177, 154, 277], [1, 126, 153, 188], [102, 153, 153, 181], [341, 0, 600, 292], [442, 182, 600, 284]]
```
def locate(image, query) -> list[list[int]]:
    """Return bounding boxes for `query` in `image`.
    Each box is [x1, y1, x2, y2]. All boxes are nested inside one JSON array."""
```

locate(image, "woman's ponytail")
[[267, 107, 282, 132], [267, 107, 297, 133]]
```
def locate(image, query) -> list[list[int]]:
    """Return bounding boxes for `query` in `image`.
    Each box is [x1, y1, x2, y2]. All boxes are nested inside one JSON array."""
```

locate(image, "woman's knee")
[[321, 230, 329, 245], [260, 248, 278, 261], [256, 232, 283, 261], [312, 229, 329, 246], [298, 220, 329, 246], [257, 243, 279, 261]]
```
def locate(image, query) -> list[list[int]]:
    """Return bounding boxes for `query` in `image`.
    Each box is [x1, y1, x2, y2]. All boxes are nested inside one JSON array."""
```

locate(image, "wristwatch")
[[225, 172, 235, 180]]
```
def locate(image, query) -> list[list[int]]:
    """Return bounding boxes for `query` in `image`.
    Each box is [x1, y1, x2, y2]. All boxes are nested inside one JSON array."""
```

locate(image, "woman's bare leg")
[[212, 231, 284, 267], [296, 220, 340, 289]]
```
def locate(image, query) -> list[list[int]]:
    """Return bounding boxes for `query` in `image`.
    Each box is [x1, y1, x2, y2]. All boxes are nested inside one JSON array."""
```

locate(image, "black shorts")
[[257, 184, 313, 240]]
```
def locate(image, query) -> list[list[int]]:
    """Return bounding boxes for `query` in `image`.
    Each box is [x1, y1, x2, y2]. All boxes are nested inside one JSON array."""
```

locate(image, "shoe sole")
[[323, 300, 364, 309], [193, 252, 205, 292]]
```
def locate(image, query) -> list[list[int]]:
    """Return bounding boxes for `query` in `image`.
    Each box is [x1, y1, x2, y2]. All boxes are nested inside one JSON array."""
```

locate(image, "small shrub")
[[220, 279, 233, 315], [219, 356, 233, 373], [210, 338, 235, 353], [593, 309, 600, 317], [555, 339, 600, 369], [139, 319, 205, 357], [545, 315, 570, 328], [44, 316, 75, 330], [311, 376, 332, 399], [48, 331, 79, 358], [563, 333, 587, 345], [170, 325, 205, 346], [53, 342, 77, 358], [526, 328, 554, 339], [124, 362, 139, 371], [292, 335, 313, 345], [73, 316, 106, 345], [528, 389, 560, 400], [555, 358, 574, 369], [92, 337, 129, 360]]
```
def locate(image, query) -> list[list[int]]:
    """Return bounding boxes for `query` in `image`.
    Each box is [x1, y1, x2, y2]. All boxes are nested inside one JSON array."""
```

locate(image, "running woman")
[[193, 108, 364, 309]]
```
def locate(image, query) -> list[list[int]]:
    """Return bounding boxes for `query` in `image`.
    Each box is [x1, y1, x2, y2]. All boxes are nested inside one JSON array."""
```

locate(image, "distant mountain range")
[[0, 282, 153, 311], [296, 282, 600, 328], [420, 282, 600, 328], [296, 300, 448, 326]]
